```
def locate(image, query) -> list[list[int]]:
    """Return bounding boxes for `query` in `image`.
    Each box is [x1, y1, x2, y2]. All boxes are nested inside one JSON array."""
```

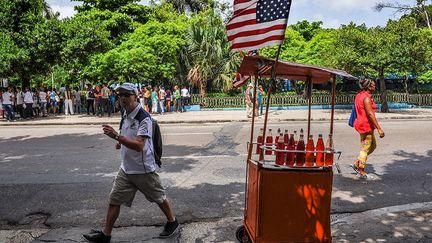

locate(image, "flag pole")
[[259, 44, 283, 162]]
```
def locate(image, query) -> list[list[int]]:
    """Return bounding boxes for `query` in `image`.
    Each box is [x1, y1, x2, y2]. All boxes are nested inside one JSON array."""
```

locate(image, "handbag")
[[348, 105, 356, 127]]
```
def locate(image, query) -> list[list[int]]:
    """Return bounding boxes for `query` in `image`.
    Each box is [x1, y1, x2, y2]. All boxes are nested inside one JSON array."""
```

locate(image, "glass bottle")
[[295, 134, 305, 166], [275, 133, 285, 165], [315, 134, 325, 166], [324, 134, 334, 166], [305, 135, 315, 167], [265, 129, 273, 155]]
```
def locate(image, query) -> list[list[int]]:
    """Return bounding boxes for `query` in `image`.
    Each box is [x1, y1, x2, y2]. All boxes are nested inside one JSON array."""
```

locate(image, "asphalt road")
[[0, 120, 431, 240]]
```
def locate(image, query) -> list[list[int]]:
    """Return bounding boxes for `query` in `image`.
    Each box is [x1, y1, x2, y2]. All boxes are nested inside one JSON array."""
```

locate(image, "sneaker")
[[357, 169, 374, 180], [159, 219, 179, 238], [350, 163, 359, 174], [82, 229, 111, 243]]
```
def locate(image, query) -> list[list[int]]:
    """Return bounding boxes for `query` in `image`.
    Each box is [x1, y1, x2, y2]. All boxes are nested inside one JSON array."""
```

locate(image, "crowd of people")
[[0, 84, 191, 122]]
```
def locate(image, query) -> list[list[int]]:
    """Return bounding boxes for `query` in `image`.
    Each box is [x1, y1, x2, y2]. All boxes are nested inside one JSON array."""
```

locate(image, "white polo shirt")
[[119, 104, 156, 174]]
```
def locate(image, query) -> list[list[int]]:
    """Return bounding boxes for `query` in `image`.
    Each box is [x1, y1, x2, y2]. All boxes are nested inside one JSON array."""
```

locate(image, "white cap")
[[248, 83, 254, 88], [115, 83, 138, 96]]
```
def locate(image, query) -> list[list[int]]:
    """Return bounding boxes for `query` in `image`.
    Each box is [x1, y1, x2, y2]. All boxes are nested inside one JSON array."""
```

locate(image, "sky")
[[46, 0, 406, 28]]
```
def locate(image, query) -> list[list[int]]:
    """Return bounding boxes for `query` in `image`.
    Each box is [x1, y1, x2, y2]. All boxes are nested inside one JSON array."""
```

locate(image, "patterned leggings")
[[357, 131, 377, 169]]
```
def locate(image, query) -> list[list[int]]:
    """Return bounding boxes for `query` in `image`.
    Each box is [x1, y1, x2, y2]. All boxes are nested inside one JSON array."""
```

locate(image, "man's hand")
[[102, 124, 117, 139], [378, 128, 385, 138]]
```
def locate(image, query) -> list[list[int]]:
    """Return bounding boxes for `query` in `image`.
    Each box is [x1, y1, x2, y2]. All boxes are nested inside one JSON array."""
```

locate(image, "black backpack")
[[120, 108, 163, 167]]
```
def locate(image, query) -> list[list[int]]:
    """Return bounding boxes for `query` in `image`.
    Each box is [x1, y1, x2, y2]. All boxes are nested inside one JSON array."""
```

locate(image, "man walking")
[[83, 83, 179, 243]]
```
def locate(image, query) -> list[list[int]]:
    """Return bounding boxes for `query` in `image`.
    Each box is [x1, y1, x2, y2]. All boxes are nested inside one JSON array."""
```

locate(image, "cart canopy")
[[237, 56, 358, 84]]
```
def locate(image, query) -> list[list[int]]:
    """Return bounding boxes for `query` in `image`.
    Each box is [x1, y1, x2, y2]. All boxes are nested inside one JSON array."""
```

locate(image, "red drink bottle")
[[274, 128, 281, 155], [285, 134, 296, 166], [315, 134, 325, 166], [256, 128, 263, 155], [295, 134, 305, 166], [265, 129, 273, 155], [275, 133, 285, 165], [293, 130, 298, 146], [283, 130, 289, 144], [305, 135, 315, 167], [325, 134, 334, 166]]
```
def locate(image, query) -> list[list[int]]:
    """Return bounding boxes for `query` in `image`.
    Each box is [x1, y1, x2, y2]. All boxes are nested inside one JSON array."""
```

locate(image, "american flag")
[[227, 0, 292, 53]]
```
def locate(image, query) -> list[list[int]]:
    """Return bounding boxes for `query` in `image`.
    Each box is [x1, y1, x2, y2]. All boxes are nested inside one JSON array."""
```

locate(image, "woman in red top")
[[352, 79, 385, 179]]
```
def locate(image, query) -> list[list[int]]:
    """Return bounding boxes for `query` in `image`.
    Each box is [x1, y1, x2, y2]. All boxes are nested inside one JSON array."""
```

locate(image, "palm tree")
[[41, 0, 55, 19], [374, 0, 431, 29], [165, 0, 210, 13], [183, 10, 240, 96]]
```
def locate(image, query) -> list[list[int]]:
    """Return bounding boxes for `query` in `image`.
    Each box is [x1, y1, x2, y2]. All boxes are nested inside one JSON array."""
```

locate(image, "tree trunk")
[[403, 74, 409, 94], [378, 68, 389, 113], [21, 74, 31, 90], [423, 4, 431, 29]]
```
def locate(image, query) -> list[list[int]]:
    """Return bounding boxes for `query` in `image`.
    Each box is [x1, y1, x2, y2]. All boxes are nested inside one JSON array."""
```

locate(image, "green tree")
[[0, 0, 64, 88], [84, 14, 188, 84], [291, 20, 324, 41], [73, 0, 138, 12], [388, 17, 432, 93]]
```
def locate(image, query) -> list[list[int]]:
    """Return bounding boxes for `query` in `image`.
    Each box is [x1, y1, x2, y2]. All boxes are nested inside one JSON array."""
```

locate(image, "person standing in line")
[[23, 87, 34, 119], [64, 86, 74, 115], [2, 86, 15, 121], [139, 87, 146, 112], [82, 83, 179, 243], [173, 85, 181, 113], [245, 83, 254, 118], [158, 86, 166, 114], [0, 88, 4, 119], [86, 84, 96, 115], [73, 88, 82, 114], [351, 79, 385, 179], [257, 85, 265, 116], [59, 86, 65, 114], [151, 87, 158, 114], [39, 88, 48, 117], [94, 85, 103, 117], [165, 88, 171, 113], [16, 87, 25, 119], [48, 88, 59, 115], [32, 88, 40, 117], [101, 84, 110, 117], [145, 86, 152, 113], [180, 86, 190, 112], [108, 88, 116, 114]]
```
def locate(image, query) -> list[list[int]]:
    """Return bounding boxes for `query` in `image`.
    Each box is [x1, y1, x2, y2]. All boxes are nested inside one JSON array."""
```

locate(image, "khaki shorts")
[[109, 169, 166, 207]]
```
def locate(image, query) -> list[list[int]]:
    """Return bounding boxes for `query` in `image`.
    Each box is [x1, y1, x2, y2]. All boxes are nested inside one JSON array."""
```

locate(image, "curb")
[[1, 116, 432, 126]]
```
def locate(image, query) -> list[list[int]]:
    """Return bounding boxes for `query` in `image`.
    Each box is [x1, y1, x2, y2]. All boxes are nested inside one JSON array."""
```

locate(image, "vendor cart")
[[235, 55, 357, 243]]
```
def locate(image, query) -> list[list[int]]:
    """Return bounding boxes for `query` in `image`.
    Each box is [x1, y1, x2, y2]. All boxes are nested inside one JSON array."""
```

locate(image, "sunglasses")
[[117, 93, 134, 97]]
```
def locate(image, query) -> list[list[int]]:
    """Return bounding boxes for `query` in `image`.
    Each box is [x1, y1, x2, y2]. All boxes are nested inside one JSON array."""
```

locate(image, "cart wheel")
[[235, 225, 251, 243]]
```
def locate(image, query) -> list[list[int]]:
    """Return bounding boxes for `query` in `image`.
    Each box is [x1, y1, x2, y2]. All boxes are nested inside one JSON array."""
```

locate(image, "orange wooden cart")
[[235, 56, 357, 243]]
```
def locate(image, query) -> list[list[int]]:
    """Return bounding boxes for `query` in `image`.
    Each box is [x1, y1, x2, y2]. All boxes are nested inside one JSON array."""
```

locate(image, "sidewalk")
[[1, 108, 432, 126], [1, 202, 431, 242]]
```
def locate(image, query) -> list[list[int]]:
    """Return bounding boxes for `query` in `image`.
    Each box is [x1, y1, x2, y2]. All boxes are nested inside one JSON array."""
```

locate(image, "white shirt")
[[39, 91, 47, 102], [181, 88, 189, 97], [159, 89, 166, 100], [16, 91, 24, 105], [2, 92, 12, 105], [120, 104, 156, 174], [24, 91, 33, 103]]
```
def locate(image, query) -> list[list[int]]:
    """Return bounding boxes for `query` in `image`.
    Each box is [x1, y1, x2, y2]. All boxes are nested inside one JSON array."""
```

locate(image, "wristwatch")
[[114, 133, 120, 141]]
